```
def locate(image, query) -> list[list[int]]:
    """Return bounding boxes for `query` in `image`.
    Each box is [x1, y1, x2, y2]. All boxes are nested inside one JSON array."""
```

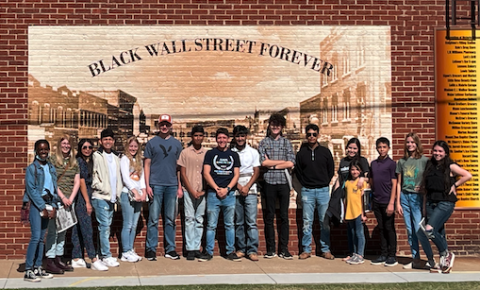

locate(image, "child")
[[344, 160, 368, 265], [369, 137, 398, 267]]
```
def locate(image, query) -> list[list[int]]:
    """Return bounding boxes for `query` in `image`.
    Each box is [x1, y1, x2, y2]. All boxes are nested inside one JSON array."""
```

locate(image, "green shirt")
[[51, 154, 79, 198], [396, 155, 428, 193]]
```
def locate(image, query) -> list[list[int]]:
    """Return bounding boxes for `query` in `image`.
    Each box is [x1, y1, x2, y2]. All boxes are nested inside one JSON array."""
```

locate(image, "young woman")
[[71, 139, 108, 271], [396, 132, 434, 269], [45, 135, 78, 274], [344, 160, 368, 265], [23, 139, 57, 282], [120, 137, 146, 262], [333, 138, 369, 192], [421, 140, 471, 273]]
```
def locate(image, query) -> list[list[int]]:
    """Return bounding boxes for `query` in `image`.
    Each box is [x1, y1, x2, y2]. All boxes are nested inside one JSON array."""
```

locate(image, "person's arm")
[[396, 173, 403, 216], [327, 150, 335, 182], [67, 173, 81, 206], [450, 163, 473, 195], [144, 158, 152, 199], [25, 164, 46, 211], [180, 166, 196, 196], [120, 156, 137, 192], [239, 166, 260, 196], [177, 166, 184, 198], [203, 164, 219, 195], [387, 177, 397, 216], [79, 178, 93, 215]]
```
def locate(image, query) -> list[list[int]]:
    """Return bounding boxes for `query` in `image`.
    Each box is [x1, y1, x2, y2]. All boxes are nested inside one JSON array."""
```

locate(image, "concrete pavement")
[[1, 256, 479, 288]]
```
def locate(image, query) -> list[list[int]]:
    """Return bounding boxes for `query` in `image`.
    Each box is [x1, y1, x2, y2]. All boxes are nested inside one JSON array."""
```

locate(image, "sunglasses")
[[82, 146, 93, 150], [307, 133, 318, 137]]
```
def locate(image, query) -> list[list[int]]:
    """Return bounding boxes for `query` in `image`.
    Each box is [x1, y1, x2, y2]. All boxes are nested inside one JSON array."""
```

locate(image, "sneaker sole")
[[121, 258, 139, 263], [24, 278, 41, 283], [147, 257, 157, 261], [371, 262, 385, 265], [264, 255, 277, 259], [165, 255, 180, 260], [198, 259, 211, 262], [385, 262, 398, 267]]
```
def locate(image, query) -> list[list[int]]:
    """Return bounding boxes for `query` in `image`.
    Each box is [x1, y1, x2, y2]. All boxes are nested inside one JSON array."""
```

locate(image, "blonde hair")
[[403, 132, 423, 159], [124, 137, 143, 175], [54, 135, 77, 167]]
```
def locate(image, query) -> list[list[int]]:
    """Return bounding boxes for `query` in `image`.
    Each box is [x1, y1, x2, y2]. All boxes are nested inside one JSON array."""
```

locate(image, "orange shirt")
[[344, 179, 367, 220]]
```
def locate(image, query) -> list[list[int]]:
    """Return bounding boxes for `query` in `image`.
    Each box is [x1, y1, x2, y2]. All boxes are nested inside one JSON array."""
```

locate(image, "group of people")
[[22, 112, 471, 282]]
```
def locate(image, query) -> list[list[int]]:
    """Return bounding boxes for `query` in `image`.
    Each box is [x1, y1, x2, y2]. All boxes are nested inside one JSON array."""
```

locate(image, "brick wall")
[[1, 0, 479, 259]]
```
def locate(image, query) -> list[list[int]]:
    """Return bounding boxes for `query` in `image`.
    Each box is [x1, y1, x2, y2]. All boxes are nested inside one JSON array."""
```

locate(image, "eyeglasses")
[[307, 133, 318, 137], [82, 146, 93, 150]]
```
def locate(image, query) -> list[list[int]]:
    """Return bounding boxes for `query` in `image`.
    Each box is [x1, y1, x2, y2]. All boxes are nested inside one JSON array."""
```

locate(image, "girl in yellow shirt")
[[344, 160, 368, 265]]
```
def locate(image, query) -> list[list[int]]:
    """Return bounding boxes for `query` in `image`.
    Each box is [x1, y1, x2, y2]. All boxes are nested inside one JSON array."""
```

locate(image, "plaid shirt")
[[258, 136, 296, 185]]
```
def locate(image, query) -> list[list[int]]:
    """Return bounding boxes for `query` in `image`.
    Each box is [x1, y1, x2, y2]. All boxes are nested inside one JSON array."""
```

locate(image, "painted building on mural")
[[300, 27, 392, 163]]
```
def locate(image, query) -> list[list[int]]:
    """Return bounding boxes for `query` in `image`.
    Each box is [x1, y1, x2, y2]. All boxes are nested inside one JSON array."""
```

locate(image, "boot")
[[55, 256, 74, 272], [45, 258, 64, 274]]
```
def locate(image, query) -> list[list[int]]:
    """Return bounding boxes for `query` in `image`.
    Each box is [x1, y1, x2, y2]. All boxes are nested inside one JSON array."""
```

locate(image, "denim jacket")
[[23, 159, 59, 211]]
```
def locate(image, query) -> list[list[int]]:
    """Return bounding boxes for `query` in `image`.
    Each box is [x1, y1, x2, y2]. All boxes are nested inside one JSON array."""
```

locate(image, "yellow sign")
[[435, 29, 479, 208]]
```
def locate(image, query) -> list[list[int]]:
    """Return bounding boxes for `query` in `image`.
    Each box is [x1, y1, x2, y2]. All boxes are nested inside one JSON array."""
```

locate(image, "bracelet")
[[454, 183, 458, 188]]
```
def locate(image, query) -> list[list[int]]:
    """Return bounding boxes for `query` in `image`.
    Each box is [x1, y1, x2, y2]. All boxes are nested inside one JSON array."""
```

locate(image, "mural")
[[28, 26, 392, 207]]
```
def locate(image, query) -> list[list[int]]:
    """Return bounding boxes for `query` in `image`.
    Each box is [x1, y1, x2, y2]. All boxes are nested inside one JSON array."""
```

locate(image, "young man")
[[231, 125, 261, 261], [199, 128, 241, 262], [91, 128, 122, 268], [258, 113, 295, 259], [295, 124, 335, 260], [144, 114, 183, 261], [178, 125, 207, 261], [370, 137, 398, 267]]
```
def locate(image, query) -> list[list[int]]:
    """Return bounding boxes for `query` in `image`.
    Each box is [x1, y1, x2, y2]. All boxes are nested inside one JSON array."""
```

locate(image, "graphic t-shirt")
[[396, 155, 428, 193], [344, 179, 368, 220], [203, 147, 240, 188], [144, 135, 182, 186]]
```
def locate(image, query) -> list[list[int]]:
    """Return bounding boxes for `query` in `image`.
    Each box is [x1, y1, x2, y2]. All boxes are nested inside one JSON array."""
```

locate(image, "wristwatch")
[[227, 186, 231, 192]]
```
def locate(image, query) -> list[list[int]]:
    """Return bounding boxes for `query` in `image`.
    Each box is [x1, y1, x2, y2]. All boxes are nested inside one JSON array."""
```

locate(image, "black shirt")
[[295, 143, 334, 189]]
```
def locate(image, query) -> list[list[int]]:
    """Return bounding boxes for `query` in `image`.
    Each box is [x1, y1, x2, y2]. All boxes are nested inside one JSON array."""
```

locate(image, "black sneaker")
[[165, 251, 180, 260], [34, 266, 53, 279], [146, 250, 157, 261], [194, 250, 203, 259], [278, 250, 293, 260], [264, 252, 277, 259], [371, 255, 387, 265], [384, 257, 398, 267], [198, 253, 213, 262], [227, 252, 242, 262], [186, 251, 195, 261], [24, 269, 41, 282]]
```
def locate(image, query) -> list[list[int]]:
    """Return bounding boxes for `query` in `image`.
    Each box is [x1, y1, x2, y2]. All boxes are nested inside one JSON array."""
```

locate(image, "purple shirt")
[[370, 156, 397, 204]]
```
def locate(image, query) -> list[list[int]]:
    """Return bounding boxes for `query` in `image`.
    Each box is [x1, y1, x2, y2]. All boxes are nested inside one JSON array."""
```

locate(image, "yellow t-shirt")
[[344, 179, 367, 220]]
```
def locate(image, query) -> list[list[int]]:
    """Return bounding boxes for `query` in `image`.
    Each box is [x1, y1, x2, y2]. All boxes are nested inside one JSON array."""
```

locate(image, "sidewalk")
[[1, 256, 479, 288]]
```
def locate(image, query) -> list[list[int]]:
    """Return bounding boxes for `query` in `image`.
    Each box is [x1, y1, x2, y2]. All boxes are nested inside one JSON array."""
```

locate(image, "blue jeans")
[[426, 200, 455, 256], [183, 190, 206, 251], [25, 205, 49, 269], [235, 194, 259, 255], [45, 217, 66, 258], [347, 215, 365, 256], [120, 192, 142, 253], [301, 186, 330, 253], [400, 191, 433, 260], [205, 190, 235, 255], [146, 185, 178, 253], [92, 199, 114, 258]]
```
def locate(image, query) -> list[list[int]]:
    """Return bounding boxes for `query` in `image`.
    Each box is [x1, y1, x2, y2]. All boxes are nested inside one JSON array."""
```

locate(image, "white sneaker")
[[91, 260, 108, 271], [131, 250, 142, 261], [71, 258, 87, 268], [102, 257, 120, 267], [121, 251, 139, 263]]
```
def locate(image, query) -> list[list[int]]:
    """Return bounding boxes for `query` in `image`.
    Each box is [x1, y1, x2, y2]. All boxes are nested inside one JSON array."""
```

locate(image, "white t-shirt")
[[105, 152, 117, 203], [232, 145, 260, 195]]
